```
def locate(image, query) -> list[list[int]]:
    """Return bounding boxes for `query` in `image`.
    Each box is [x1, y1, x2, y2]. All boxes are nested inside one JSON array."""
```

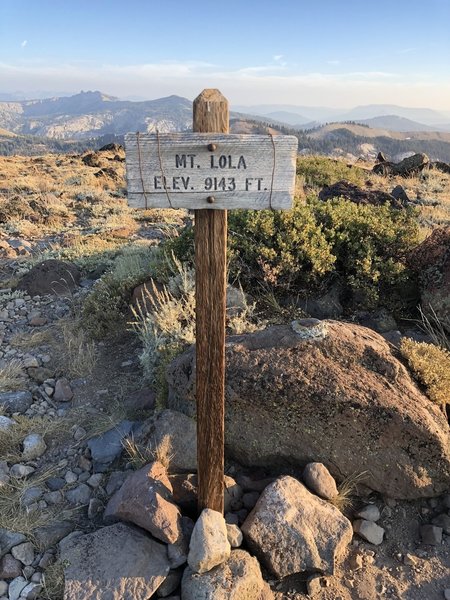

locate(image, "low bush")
[[168, 196, 420, 312], [400, 338, 450, 410], [296, 155, 366, 187]]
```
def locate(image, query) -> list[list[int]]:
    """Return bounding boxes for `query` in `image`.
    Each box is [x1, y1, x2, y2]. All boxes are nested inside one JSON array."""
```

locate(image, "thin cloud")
[[327, 60, 340, 65], [21, 40, 27, 48]]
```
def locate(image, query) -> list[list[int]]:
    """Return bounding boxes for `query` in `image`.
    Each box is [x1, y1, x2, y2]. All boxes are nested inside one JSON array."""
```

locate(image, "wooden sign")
[[125, 132, 298, 210], [125, 89, 298, 515]]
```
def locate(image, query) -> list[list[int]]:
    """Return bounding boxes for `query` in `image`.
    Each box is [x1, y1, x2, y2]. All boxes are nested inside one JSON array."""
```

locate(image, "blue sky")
[[1, 0, 449, 109]]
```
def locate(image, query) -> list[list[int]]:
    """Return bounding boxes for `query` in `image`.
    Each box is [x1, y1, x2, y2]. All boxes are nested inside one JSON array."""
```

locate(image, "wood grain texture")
[[125, 132, 297, 209], [194, 89, 228, 514]]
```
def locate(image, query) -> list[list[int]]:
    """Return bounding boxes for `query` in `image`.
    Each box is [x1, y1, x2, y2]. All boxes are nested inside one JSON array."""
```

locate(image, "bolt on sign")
[[125, 89, 297, 515]]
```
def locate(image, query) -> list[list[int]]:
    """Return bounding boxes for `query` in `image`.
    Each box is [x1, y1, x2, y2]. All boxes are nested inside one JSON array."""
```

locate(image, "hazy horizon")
[[1, 0, 449, 111]]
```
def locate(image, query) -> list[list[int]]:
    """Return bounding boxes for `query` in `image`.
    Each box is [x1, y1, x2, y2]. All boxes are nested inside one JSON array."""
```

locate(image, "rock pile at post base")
[[167, 320, 450, 499]]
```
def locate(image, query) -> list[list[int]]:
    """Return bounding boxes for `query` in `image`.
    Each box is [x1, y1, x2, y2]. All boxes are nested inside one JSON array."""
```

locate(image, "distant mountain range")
[[1, 91, 450, 161]]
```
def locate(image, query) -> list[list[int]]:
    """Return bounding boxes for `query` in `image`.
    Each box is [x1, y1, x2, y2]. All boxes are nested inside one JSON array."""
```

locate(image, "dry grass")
[[0, 358, 25, 391], [0, 414, 65, 463], [41, 559, 67, 600], [10, 328, 54, 350], [418, 305, 450, 351], [0, 467, 62, 537], [57, 319, 97, 378], [400, 338, 450, 410], [329, 472, 369, 514], [123, 433, 174, 471]]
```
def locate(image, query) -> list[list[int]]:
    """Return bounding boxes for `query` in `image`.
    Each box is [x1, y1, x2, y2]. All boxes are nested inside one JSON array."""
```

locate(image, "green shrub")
[[81, 245, 163, 338], [296, 155, 365, 187], [400, 338, 450, 410], [168, 196, 419, 312]]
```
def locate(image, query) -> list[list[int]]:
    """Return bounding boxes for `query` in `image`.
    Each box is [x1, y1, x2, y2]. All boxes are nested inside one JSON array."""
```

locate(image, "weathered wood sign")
[[125, 132, 298, 210], [125, 89, 298, 515]]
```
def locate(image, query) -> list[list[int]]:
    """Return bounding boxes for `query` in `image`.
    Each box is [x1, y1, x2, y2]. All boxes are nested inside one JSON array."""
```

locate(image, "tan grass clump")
[[123, 433, 174, 471], [0, 359, 24, 391], [400, 338, 450, 410]]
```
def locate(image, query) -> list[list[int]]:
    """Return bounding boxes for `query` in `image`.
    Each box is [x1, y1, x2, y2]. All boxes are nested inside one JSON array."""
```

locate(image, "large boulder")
[[104, 462, 183, 544], [182, 549, 273, 599], [61, 522, 170, 600], [318, 180, 403, 208], [241, 476, 352, 577], [408, 227, 450, 333], [167, 321, 450, 499], [373, 153, 429, 176]]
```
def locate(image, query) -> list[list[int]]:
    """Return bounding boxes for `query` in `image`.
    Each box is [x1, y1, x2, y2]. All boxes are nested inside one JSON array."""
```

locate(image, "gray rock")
[[353, 519, 385, 545], [0, 530, 26, 559], [188, 509, 231, 574], [9, 464, 35, 478], [0, 462, 9, 488], [355, 505, 381, 522], [420, 524, 443, 545], [65, 471, 78, 484], [21, 486, 44, 507], [0, 582, 6, 596], [0, 391, 32, 414], [45, 477, 65, 491], [33, 521, 74, 550], [61, 523, 170, 600], [431, 513, 450, 535], [0, 553, 22, 578], [86, 473, 103, 488], [58, 531, 84, 553], [87, 420, 136, 472], [302, 462, 338, 500], [242, 492, 259, 510], [226, 524, 243, 548], [156, 568, 183, 597], [105, 471, 127, 496], [43, 491, 64, 505], [167, 322, 450, 499], [241, 476, 353, 577], [22, 355, 39, 369], [0, 415, 16, 431], [65, 483, 92, 505], [7, 576, 27, 600], [11, 542, 34, 566], [20, 582, 42, 599], [182, 549, 274, 600], [53, 378, 73, 402], [307, 574, 323, 597], [22, 433, 47, 460], [104, 462, 182, 544], [444, 589, 450, 600], [88, 498, 103, 519], [136, 410, 197, 473], [167, 517, 193, 568]]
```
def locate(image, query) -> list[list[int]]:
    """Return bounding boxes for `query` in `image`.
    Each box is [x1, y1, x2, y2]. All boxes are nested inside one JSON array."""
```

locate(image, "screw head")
[[207, 143, 217, 152], [206, 196, 215, 204]]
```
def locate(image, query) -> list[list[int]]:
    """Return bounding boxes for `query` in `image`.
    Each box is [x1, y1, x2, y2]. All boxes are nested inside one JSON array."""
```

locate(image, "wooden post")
[[193, 89, 229, 513]]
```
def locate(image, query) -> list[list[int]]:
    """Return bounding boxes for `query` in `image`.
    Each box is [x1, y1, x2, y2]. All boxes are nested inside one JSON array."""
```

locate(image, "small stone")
[[73, 426, 86, 441], [156, 568, 183, 597], [307, 574, 323, 597], [444, 589, 450, 600], [0, 415, 16, 432], [31, 572, 42, 583], [33, 521, 74, 550], [353, 519, 385, 545], [20, 582, 42, 599], [7, 576, 27, 600], [226, 524, 243, 548], [46, 477, 65, 491], [65, 483, 92, 505], [53, 378, 73, 402], [43, 491, 64, 505], [0, 391, 33, 414], [403, 553, 418, 566], [242, 491, 259, 510], [420, 524, 443, 545], [355, 505, 381, 522], [22, 433, 47, 460], [86, 473, 103, 488], [22, 355, 39, 369], [303, 462, 339, 500], [11, 542, 34, 566], [22, 565, 34, 579], [0, 554, 22, 578], [432, 513, 450, 535], [38, 551, 55, 569], [225, 513, 239, 526], [65, 471, 78, 484], [0, 582, 6, 596], [187, 509, 231, 574], [88, 498, 103, 519], [29, 316, 48, 327], [9, 464, 35, 478]]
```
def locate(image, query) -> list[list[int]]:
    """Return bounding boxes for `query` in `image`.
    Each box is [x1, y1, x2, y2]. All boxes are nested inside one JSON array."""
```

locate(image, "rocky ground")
[[0, 148, 449, 599]]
